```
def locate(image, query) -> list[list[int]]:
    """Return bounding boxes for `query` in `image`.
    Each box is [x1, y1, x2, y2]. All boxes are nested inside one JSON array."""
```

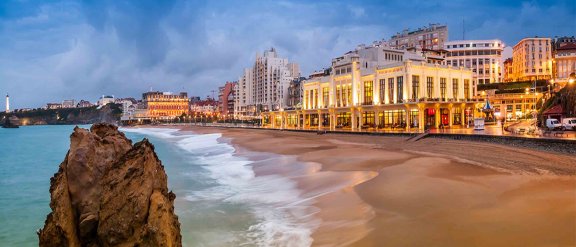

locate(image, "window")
[[379, 79, 386, 104], [322, 87, 329, 108], [452, 79, 459, 99], [397, 76, 404, 102], [336, 86, 341, 107], [440, 78, 447, 100], [388, 78, 394, 104], [426, 77, 434, 98], [464, 79, 470, 100], [412, 75, 420, 100], [363, 81, 373, 105]]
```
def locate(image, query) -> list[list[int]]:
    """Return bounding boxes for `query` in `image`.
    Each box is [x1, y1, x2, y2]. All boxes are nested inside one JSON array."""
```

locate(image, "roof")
[[542, 105, 564, 115], [556, 43, 576, 50]]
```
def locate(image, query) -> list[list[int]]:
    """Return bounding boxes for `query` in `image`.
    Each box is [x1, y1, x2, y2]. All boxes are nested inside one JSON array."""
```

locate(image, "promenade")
[[171, 120, 576, 140]]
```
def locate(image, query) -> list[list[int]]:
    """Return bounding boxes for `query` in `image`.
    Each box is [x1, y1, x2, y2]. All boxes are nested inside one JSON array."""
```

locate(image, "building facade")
[[503, 58, 514, 82], [143, 92, 189, 119], [76, 100, 93, 108], [97, 95, 115, 106], [287, 77, 307, 110], [511, 37, 553, 81], [489, 93, 539, 121], [62, 99, 76, 108], [444, 40, 505, 95], [218, 81, 236, 117], [234, 48, 298, 118], [554, 43, 576, 83], [263, 43, 477, 131], [389, 23, 448, 50]]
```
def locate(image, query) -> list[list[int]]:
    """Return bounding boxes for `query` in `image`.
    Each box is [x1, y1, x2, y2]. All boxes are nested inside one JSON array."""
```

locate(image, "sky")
[[0, 0, 575, 109]]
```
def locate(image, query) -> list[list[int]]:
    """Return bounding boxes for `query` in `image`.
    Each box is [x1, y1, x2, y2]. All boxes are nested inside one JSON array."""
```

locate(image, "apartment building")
[[234, 48, 298, 118], [389, 23, 448, 50], [511, 37, 553, 81], [444, 39, 504, 96]]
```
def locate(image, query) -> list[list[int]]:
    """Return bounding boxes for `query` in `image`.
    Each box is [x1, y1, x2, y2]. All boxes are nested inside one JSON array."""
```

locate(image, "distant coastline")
[[0, 104, 122, 126]]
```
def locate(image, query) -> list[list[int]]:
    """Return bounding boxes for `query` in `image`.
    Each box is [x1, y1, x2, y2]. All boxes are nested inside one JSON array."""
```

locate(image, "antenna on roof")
[[462, 19, 465, 40]]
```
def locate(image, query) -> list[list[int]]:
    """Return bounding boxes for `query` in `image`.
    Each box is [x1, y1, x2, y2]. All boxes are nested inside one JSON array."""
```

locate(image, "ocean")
[[0, 125, 318, 247]]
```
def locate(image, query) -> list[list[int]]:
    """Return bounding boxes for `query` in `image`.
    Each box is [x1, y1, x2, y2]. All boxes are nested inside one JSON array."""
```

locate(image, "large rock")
[[38, 123, 181, 247]]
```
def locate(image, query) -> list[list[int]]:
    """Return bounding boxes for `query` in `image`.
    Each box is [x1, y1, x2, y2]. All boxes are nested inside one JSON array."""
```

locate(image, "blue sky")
[[1, 0, 575, 109]]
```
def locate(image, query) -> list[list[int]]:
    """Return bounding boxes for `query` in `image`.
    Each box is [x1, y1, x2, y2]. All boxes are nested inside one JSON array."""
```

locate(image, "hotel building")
[[444, 39, 505, 95], [234, 48, 299, 118], [389, 23, 448, 50], [511, 37, 553, 81], [263, 42, 477, 131], [143, 91, 189, 119]]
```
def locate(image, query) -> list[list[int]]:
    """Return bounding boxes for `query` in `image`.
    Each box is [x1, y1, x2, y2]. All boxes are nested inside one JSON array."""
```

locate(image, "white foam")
[[126, 127, 320, 247]]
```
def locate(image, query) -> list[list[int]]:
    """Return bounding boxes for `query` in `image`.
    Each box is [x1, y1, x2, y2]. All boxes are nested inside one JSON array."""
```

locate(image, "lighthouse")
[[5, 94, 9, 113]]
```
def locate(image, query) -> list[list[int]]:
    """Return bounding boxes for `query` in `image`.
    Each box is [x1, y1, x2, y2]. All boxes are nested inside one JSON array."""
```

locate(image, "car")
[[562, 118, 576, 131], [545, 118, 564, 130]]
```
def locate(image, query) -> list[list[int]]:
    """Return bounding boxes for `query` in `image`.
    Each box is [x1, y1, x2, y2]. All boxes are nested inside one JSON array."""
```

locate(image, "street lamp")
[[570, 79, 575, 84]]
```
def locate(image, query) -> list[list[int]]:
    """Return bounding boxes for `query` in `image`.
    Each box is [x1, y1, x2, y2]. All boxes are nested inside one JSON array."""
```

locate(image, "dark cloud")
[[0, 0, 574, 108]]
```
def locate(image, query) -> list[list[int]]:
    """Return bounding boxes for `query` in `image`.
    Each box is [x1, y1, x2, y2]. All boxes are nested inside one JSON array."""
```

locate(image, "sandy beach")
[[182, 126, 576, 247]]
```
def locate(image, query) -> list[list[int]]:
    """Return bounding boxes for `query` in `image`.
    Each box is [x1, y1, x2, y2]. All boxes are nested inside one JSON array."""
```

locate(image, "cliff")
[[0, 104, 122, 126], [38, 123, 181, 247]]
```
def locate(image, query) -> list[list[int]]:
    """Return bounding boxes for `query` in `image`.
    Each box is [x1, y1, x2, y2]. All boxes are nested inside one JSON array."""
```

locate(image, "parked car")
[[545, 118, 564, 130], [562, 118, 576, 131]]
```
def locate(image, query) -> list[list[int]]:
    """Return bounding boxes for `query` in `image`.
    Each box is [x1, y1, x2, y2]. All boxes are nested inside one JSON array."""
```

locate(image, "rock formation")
[[38, 123, 181, 247]]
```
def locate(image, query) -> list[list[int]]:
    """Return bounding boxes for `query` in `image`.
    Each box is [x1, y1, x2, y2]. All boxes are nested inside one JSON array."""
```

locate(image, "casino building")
[[262, 42, 479, 131]]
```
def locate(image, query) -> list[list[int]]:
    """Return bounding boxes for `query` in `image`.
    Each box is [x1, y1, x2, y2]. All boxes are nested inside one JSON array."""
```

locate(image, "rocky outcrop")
[[38, 123, 181, 247]]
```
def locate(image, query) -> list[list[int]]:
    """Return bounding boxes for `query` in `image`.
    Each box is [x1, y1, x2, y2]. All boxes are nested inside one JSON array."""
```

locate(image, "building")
[[76, 100, 93, 108], [190, 97, 219, 115], [5, 94, 9, 113], [553, 43, 576, 83], [287, 77, 307, 110], [511, 37, 553, 81], [218, 81, 236, 117], [503, 58, 514, 82], [62, 99, 76, 108], [46, 103, 62, 109], [263, 42, 476, 131], [234, 48, 298, 118], [389, 23, 448, 50], [445, 39, 505, 90], [143, 91, 189, 119], [489, 92, 540, 121], [552, 36, 576, 50], [97, 95, 115, 106]]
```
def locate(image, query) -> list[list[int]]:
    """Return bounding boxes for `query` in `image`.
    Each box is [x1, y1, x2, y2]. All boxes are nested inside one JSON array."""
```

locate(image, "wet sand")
[[182, 126, 576, 247]]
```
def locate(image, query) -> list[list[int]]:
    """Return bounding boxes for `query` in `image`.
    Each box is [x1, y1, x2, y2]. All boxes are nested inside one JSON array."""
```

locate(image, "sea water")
[[0, 125, 319, 246]]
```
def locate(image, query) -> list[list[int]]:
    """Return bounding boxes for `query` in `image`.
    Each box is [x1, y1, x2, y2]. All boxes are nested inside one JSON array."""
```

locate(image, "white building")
[[97, 95, 115, 106], [444, 39, 505, 95], [235, 48, 298, 118], [263, 41, 476, 131], [62, 99, 76, 108]]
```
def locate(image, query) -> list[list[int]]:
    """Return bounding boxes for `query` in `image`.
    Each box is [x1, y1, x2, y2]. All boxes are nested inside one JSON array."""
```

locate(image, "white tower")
[[5, 94, 9, 113]]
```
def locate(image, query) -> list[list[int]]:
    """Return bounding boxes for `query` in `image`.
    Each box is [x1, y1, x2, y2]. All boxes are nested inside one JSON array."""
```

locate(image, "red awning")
[[542, 105, 564, 115]]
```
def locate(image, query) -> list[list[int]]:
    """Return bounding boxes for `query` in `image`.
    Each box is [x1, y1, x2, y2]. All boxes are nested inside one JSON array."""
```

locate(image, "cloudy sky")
[[1, 0, 574, 109]]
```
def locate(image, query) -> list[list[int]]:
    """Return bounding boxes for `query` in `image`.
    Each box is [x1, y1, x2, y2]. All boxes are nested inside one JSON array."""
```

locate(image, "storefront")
[[452, 107, 462, 125], [379, 110, 406, 128], [424, 108, 436, 128], [362, 111, 375, 127], [336, 112, 351, 128]]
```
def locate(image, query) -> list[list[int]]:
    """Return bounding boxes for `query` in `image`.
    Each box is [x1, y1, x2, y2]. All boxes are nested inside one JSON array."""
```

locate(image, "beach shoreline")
[[129, 125, 576, 246]]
